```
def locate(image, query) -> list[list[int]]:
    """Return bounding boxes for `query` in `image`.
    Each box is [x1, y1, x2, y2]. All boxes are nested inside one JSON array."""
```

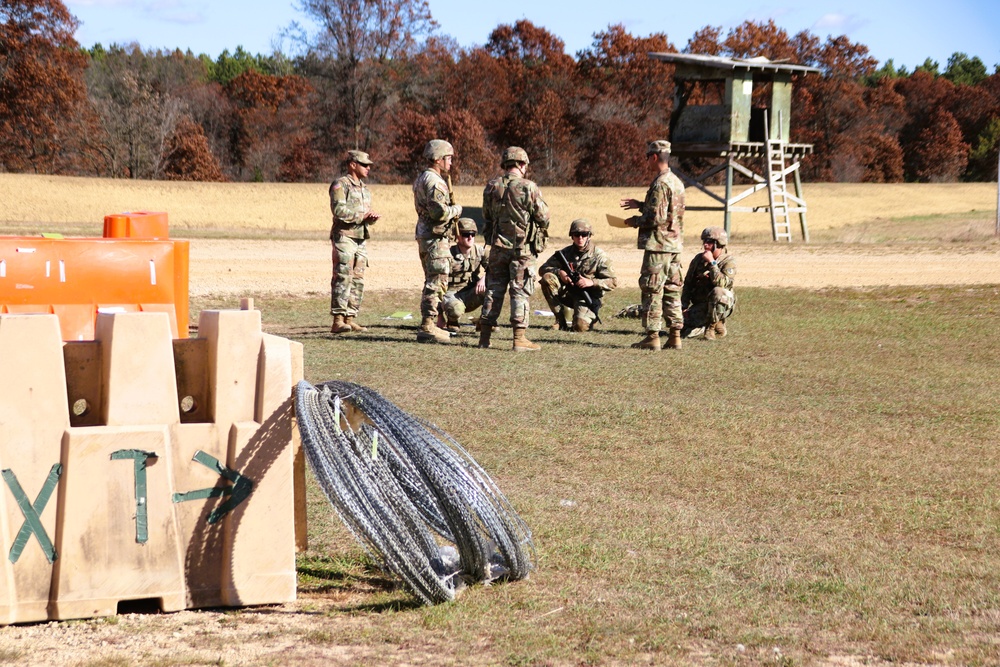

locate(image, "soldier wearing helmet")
[[439, 218, 487, 333], [681, 226, 737, 339], [329, 149, 380, 334], [620, 139, 686, 350], [413, 139, 463, 344], [478, 146, 550, 351], [538, 219, 618, 331]]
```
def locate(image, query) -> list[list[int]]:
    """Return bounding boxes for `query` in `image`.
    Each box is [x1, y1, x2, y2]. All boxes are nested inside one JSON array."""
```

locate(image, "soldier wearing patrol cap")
[[479, 146, 550, 351], [413, 139, 462, 344], [439, 218, 487, 333], [329, 149, 380, 334], [682, 226, 736, 340], [620, 139, 686, 350], [538, 218, 618, 331]]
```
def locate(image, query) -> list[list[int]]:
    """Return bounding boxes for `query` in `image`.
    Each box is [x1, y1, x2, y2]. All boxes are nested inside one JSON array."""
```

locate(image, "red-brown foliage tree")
[[483, 20, 578, 184], [225, 70, 316, 181], [911, 108, 969, 182], [0, 0, 93, 173], [162, 117, 226, 181]]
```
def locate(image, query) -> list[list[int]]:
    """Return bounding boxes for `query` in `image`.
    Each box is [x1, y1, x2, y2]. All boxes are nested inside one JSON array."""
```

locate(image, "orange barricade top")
[[0, 212, 189, 340]]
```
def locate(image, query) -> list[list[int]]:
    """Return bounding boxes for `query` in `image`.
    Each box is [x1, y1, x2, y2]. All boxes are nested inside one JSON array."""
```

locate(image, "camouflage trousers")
[[639, 251, 683, 332], [330, 235, 367, 317], [539, 273, 599, 327], [684, 287, 736, 330], [480, 246, 536, 328], [442, 283, 485, 323], [417, 236, 451, 319]]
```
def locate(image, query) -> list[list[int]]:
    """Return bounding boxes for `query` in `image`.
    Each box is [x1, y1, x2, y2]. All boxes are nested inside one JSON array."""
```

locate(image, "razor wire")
[[294, 380, 535, 605]]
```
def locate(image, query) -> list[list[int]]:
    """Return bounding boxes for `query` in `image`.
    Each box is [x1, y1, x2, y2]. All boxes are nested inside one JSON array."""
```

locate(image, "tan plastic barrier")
[[0, 308, 302, 623]]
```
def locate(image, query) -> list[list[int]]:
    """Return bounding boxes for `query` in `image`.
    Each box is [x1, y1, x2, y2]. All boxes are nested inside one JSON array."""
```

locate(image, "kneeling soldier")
[[539, 219, 617, 331], [440, 218, 487, 333], [682, 226, 736, 339]]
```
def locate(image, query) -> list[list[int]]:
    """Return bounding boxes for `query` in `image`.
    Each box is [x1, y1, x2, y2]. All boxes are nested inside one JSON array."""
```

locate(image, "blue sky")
[[66, 0, 1000, 71]]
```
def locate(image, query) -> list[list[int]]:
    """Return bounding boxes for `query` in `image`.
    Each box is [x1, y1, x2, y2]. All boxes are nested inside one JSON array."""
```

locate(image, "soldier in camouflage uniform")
[[329, 150, 380, 334], [620, 140, 686, 351], [538, 219, 617, 332], [413, 139, 463, 344], [439, 218, 487, 333], [478, 146, 550, 351], [682, 226, 736, 340]]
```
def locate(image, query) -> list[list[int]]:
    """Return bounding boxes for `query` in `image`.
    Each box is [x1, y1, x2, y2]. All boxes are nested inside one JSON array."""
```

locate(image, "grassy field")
[[188, 281, 1000, 666], [1, 174, 997, 245]]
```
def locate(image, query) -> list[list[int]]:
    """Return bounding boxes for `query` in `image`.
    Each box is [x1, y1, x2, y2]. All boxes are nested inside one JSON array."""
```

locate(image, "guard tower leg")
[[792, 166, 810, 243], [724, 160, 734, 235]]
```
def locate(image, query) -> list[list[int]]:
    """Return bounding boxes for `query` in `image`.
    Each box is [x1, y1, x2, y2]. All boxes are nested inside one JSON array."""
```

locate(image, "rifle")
[[555, 249, 602, 324], [446, 173, 460, 240]]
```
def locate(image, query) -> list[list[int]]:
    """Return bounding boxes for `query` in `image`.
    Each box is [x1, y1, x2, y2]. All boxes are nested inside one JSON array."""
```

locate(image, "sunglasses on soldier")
[[460, 232, 476, 238], [570, 232, 590, 238]]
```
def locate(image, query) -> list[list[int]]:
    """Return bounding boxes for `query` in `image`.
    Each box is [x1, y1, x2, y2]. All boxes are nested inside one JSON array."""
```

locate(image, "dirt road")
[[190, 239, 998, 297]]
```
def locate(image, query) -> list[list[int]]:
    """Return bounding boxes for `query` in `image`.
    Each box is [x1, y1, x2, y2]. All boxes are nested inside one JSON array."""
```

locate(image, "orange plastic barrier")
[[0, 212, 189, 340]]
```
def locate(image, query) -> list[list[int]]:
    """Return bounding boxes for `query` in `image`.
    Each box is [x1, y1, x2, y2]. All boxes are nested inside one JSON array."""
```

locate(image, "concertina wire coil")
[[294, 380, 535, 605]]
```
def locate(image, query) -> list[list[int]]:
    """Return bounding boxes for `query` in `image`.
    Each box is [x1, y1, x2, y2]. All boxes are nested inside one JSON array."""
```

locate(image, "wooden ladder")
[[765, 137, 793, 242]]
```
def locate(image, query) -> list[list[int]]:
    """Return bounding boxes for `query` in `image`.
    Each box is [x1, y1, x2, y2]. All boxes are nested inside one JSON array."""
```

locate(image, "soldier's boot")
[[666, 329, 683, 350], [630, 331, 661, 351], [512, 327, 540, 352], [416, 317, 451, 344], [345, 316, 367, 332], [445, 318, 461, 334], [477, 325, 492, 349], [572, 317, 591, 333], [714, 320, 727, 338], [703, 323, 716, 341], [330, 314, 352, 334]]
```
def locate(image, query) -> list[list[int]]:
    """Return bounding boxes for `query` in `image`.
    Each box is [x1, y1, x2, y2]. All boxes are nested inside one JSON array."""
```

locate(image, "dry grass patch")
[[183, 283, 1000, 666]]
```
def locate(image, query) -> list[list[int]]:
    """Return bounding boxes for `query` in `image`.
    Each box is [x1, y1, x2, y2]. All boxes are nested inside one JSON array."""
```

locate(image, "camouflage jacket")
[[329, 174, 373, 241], [413, 169, 461, 240], [482, 172, 550, 256], [446, 243, 486, 291], [628, 169, 685, 254], [682, 252, 736, 309], [539, 244, 618, 292]]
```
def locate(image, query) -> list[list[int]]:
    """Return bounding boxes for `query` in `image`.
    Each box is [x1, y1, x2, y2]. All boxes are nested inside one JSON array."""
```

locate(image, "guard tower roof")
[[649, 52, 822, 75]]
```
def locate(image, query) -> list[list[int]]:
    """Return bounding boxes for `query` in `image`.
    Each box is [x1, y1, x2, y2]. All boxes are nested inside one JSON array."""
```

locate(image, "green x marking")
[[2, 464, 62, 564]]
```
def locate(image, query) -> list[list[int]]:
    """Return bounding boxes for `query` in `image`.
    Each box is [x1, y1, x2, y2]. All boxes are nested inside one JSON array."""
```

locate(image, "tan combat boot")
[[630, 331, 661, 350], [416, 317, 451, 344], [345, 315, 367, 332], [512, 327, 540, 352], [572, 317, 590, 332], [330, 314, 352, 334], [715, 320, 727, 338], [666, 329, 682, 349], [477, 325, 492, 349], [445, 318, 461, 334], [703, 323, 716, 340]]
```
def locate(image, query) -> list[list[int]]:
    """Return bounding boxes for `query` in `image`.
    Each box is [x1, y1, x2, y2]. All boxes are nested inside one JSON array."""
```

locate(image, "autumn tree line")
[[2, 0, 999, 187]]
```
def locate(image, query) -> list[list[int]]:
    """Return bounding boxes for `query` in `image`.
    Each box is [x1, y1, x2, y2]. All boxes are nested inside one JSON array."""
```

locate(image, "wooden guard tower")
[[649, 52, 822, 241]]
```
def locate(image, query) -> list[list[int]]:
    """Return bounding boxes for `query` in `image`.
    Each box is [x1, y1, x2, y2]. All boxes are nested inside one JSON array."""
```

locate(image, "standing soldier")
[[329, 149, 380, 334], [620, 139, 686, 350], [440, 218, 487, 333], [413, 139, 462, 344], [479, 146, 550, 351], [682, 226, 736, 340], [538, 219, 617, 331]]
